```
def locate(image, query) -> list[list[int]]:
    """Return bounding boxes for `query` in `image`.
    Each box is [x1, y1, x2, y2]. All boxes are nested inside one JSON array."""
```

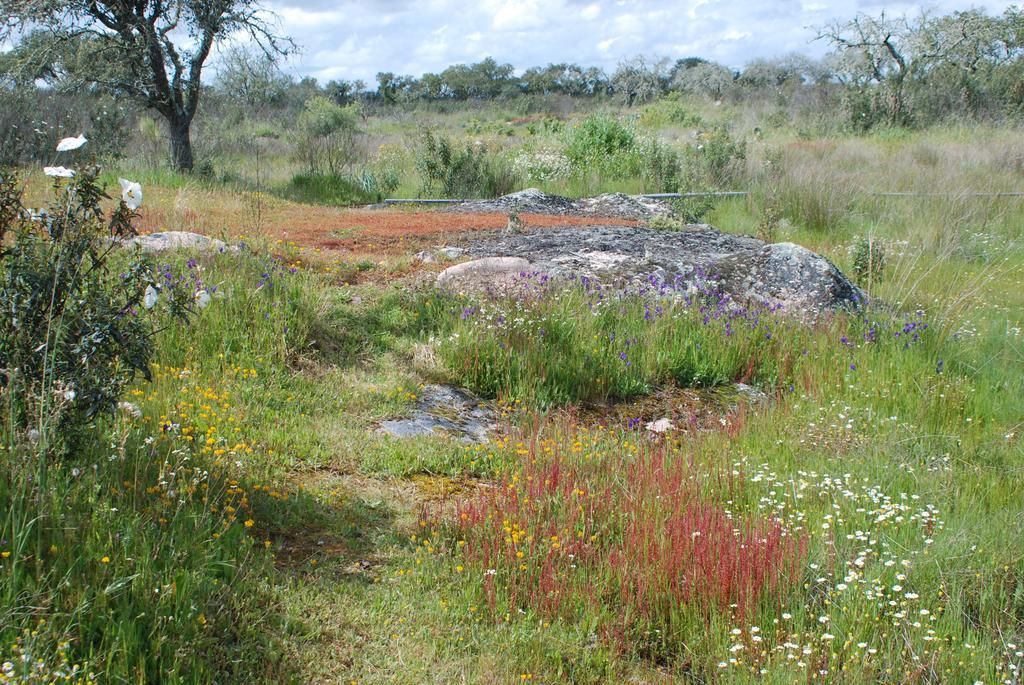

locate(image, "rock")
[[123, 231, 230, 253], [436, 256, 532, 294], [414, 250, 436, 263], [378, 385, 496, 443], [714, 242, 863, 314], [436, 246, 466, 260], [576, 192, 677, 221], [463, 226, 863, 315], [449, 188, 676, 221]]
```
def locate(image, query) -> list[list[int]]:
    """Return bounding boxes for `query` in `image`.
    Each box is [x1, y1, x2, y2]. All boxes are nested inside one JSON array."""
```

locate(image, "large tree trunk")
[[168, 117, 194, 172]]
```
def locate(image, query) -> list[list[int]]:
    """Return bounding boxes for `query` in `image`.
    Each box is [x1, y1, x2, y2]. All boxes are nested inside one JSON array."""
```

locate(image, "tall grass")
[[434, 274, 809, 407]]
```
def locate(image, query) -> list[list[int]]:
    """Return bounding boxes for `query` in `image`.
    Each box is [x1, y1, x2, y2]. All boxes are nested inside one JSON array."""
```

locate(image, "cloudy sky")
[[263, 0, 1015, 84]]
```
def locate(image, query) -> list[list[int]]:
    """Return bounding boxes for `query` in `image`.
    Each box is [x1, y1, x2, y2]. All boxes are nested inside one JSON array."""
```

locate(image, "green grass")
[[2, 117, 1024, 682]]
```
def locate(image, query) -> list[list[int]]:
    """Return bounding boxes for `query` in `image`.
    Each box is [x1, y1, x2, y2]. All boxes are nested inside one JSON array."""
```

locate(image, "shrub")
[[565, 113, 636, 164], [666, 194, 717, 224], [294, 96, 361, 175], [0, 169, 189, 448], [564, 114, 682, 191], [637, 94, 705, 129], [415, 130, 519, 198], [682, 126, 747, 189], [851, 234, 887, 288]]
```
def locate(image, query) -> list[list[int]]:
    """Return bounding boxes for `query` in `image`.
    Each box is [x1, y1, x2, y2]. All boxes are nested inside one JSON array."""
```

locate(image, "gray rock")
[[436, 256, 532, 293], [436, 246, 466, 260], [123, 231, 231, 253], [378, 385, 495, 443], [462, 226, 863, 315], [714, 242, 863, 315], [449, 188, 676, 221], [414, 250, 437, 263]]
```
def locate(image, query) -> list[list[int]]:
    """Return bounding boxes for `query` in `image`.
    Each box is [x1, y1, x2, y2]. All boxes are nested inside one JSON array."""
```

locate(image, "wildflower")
[[118, 178, 143, 209], [144, 285, 158, 309], [43, 166, 75, 178], [63, 389, 76, 401], [244, 519, 254, 528], [195, 289, 211, 309], [56, 134, 87, 151], [101, 556, 110, 564]]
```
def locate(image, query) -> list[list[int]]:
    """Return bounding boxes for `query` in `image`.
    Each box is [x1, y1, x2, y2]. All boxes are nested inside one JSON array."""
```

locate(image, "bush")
[[565, 113, 636, 164], [637, 94, 705, 129], [415, 130, 519, 198], [0, 169, 187, 448], [682, 126, 747, 189], [565, 114, 682, 191], [851, 234, 887, 288], [294, 96, 361, 175]]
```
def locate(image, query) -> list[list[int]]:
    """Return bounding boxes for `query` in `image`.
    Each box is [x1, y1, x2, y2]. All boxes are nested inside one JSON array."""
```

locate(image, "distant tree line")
[[2, 4, 1024, 170]]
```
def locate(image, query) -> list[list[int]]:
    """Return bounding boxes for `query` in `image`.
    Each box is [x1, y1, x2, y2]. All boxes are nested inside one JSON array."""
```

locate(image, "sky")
[[262, 0, 1017, 84]]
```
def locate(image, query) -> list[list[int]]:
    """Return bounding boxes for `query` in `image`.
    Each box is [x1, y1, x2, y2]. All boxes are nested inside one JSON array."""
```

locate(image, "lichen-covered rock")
[[714, 242, 864, 314], [123, 231, 230, 253], [462, 226, 863, 315], [449, 188, 676, 221]]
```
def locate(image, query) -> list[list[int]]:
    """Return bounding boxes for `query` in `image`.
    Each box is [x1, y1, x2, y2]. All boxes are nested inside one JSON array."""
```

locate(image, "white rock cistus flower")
[[56, 134, 87, 151], [118, 178, 143, 209], [645, 417, 675, 433], [43, 166, 75, 178], [194, 289, 211, 309]]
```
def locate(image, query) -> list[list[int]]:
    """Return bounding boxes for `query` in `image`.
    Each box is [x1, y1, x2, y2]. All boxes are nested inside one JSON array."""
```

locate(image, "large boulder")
[[714, 242, 864, 314], [461, 226, 863, 315]]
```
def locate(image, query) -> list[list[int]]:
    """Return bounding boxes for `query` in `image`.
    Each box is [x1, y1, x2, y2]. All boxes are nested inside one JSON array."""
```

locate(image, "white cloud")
[[491, 0, 546, 31], [267, 0, 1017, 83]]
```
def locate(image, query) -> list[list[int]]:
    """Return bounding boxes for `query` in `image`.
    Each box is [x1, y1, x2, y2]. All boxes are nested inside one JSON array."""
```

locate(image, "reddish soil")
[[135, 203, 638, 255], [289, 210, 638, 253]]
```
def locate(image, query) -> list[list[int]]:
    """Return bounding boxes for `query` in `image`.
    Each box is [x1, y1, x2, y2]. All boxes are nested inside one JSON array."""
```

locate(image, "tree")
[[671, 61, 735, 99], [216, 43, 290, 109], [1, 0, 294, 171], [611, 56, 670, 106]]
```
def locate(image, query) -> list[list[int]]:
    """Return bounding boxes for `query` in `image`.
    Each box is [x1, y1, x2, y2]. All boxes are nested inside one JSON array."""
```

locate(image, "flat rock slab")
[[123, 231, 231, 253], [460, 225, 864, 315], [378, 385, 496, 443], [435, 256, 532, 294]]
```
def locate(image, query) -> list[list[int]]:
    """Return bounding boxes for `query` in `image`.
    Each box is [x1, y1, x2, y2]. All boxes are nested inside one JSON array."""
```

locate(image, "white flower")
[[143, 285, 158, 310], [63, 390, 76, 402], [194, 289, 211, 309], [56, 134, 87, 151], [118, 178, 143, 209], [645, 417, 674, 433], [43, 166, 75, 178]]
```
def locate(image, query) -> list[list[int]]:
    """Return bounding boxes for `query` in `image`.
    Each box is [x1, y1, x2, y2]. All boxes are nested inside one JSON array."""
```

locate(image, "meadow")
[[1, 96, 1023, 684]]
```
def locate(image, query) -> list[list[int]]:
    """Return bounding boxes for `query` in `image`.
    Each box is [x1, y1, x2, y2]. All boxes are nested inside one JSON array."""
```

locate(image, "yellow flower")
[[1, 551, 10, 558], [244, 519, 254, 528], [101, 556, 110, 564]]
